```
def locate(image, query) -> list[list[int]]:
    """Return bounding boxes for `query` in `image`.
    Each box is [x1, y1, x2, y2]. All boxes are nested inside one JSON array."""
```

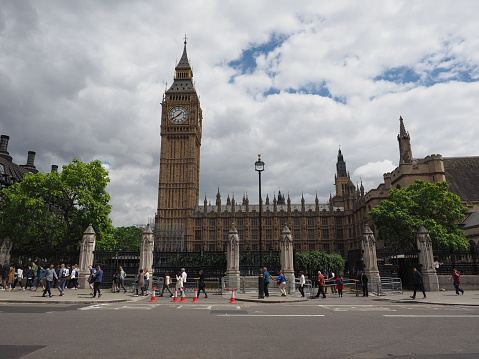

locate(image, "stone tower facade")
[[155, 39, 203, 251]]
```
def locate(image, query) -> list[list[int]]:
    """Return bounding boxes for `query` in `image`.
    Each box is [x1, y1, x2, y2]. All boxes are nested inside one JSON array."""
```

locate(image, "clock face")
[[169, 106, 188, 124]]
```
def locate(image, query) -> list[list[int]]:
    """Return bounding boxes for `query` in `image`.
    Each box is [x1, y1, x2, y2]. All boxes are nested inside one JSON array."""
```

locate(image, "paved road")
[[1, 296, 478, 359]]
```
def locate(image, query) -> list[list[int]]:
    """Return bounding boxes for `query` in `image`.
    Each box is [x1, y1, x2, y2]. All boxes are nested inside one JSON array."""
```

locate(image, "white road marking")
[[217, 314, 325, 317], [319, 305, 396, 312], [384, 315, 479, 318]]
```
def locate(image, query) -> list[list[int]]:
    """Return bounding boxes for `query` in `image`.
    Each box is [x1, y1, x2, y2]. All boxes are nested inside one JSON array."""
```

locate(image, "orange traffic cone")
[[149, 286, 157, 302], [229, 288, 236, 304], [180, 288, 186, 302], [192, 287, 199, 302], [171, 288, 178, 302]]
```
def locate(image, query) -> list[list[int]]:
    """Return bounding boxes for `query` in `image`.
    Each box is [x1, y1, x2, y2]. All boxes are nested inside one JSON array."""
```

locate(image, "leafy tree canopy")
[[369, 180, 468, 250], [0, 158, 112, 251], [109, 226, 143, 252], [295, 251, 345, 276]]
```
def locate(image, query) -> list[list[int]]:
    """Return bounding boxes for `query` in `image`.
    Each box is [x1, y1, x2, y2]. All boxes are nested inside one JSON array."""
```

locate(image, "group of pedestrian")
[[1, 261, 82, 296]]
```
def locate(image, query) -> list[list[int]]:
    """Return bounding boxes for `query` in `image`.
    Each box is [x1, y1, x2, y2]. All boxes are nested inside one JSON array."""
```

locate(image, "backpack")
[[337, 277, 344, 286]]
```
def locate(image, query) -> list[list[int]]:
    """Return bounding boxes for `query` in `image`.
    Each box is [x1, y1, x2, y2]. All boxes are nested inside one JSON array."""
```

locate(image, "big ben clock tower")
[[155, 38, 202, 251]]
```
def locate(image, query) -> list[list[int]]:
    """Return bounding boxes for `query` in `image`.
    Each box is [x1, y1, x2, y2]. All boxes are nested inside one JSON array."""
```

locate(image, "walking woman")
[[298, 270, 305, 298], [35, 264, 45, 292], [160, 271, 173, 297], [144, 268, 150, 296], [276, 270, 287, 296], [175, 270, 184, 297], [70, 264, 80, 289], [7, 264, 15, 291], [335, 274, 345, 297]]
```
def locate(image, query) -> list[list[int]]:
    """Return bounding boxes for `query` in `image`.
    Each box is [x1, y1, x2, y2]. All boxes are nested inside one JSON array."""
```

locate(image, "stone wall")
[[438, 275, 479, 291]]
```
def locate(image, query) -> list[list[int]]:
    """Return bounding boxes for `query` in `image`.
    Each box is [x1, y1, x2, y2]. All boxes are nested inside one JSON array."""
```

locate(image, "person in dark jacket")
[[2, 261, 10, 289], [92, 265, 103, 298], [410, 267, 426, 299], [359, 270, 369, 297]]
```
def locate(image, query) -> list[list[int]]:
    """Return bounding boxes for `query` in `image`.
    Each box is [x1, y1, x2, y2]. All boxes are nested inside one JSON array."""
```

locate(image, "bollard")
[[180, 288, 186, 302], [149, 286, 157, 302], [171, 287, 178, 302], [229, 288, 236, 304], [192, 287, 199, 302]]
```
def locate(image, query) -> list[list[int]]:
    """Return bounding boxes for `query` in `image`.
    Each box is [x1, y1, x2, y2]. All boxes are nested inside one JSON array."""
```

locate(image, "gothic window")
[[294, 218, 300, 226], [322, 229, 329, 239], [237, 219, 243, 226], [279, 218, 285, 226], [195, 219, 202, 227], [308, 218, 314, 226], [294, 229, 301, 240], [0, 164, 4, 174], [308, 229, 315, 240], [251, 230, 258, 240], [336, 229, 343, 240], [265, 218, 272, 226], [336, 217, 343, 225], [266, 230, 272, 240], [223, 219, 229, 227], [195, 230, 201, 241], [209, 218, 216, 227], [322, 217, 328, 225], [251, 219, 257, 226], [209, 230, 215, 241]]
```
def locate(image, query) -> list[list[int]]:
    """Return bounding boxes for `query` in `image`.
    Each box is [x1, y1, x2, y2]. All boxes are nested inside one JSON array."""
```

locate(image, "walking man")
[[92, 265, 103, 298], [410, 267, 426, 299], [449, 268, 464, 295], [119, 266, 127, 293], [315, 271, 326, 298], [359, 270, 369, 297], [263, 267, 273, 297], [43, 264, 58, 297]]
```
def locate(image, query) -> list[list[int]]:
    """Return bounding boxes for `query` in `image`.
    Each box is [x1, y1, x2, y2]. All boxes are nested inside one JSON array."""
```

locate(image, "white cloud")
[[1, 1, 479, 226]]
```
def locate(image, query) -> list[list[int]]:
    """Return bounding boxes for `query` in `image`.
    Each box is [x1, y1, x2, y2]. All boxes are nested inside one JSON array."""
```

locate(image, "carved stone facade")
[[279, 226, 295, 292], [361, 226, 380, 284], [416, 226, 439, 291], [78, 224, 96, 289]]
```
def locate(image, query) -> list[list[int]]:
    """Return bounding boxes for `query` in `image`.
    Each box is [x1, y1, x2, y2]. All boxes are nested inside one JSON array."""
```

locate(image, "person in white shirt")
[[15, 266, 25, 290], [299, 270, 306, 298], [176, 270, 184, 296], [181, 268, 187, 296]]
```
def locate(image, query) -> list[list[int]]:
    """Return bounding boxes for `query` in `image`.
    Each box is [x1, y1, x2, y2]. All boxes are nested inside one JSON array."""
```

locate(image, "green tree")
[[112, 226, 143, 251], [369, 180, 468, 250], [0, 158, 112, 251]]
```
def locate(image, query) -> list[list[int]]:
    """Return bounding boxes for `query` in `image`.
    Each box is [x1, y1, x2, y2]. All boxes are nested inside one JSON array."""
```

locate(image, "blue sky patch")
[[228, 34, 288, 77], [374, 66, 420, 84]]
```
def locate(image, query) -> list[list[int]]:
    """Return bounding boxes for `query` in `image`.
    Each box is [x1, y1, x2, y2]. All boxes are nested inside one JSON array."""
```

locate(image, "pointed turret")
[[166, 36, 195, 94], [336, 148, 348, 178], [397, 116, 413, 165]]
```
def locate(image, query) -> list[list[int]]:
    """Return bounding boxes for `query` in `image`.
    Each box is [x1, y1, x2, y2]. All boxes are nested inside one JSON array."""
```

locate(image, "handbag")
[[277, 280, 280, 285]]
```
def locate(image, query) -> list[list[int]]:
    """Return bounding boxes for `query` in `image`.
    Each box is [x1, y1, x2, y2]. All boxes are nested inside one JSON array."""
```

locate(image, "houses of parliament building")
[[154, 40, 479, 254]]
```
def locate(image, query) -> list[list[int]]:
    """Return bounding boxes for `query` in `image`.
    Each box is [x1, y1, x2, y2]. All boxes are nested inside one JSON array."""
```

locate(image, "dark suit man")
[[410, 267, 426, 299], [359, 270, 369, 297]]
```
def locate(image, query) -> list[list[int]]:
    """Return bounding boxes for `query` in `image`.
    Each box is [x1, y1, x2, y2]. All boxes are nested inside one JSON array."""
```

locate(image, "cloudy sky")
[[1, 1, 479, 227]]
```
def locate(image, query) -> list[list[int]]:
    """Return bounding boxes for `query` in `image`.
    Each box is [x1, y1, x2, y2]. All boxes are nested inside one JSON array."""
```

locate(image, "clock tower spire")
[[155, 39, 203, 251]]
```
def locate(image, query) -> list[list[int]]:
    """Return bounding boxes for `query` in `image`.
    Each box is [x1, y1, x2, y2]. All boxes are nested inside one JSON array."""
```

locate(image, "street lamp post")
[[255, 154, 265, 299]]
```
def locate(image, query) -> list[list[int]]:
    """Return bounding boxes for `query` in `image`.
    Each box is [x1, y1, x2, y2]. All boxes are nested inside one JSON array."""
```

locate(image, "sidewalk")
[[0, 286, 478, 306], [375, 289, 479, 307], [0, 287, 143, 304]]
